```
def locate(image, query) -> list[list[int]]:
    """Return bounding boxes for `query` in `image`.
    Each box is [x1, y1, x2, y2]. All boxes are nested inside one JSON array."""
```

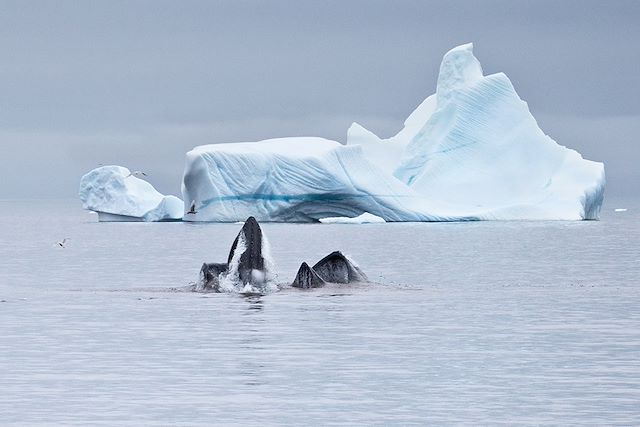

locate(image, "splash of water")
[[214, 228, 279, 294]]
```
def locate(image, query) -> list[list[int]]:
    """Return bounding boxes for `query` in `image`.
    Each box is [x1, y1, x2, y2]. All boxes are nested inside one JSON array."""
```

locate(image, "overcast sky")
[[1, 0, 638, 199]]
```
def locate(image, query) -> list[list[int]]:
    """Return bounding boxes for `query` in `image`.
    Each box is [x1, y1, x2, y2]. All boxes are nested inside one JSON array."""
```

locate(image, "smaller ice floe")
[[79, 165, 184, 222], [319, 212, 386, 224], [614, 208, 628, 212]]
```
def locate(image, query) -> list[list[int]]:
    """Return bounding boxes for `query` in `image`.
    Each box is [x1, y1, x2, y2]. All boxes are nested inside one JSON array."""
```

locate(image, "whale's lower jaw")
[[291, 262, 326, 289], [199, 265, 271, 293]]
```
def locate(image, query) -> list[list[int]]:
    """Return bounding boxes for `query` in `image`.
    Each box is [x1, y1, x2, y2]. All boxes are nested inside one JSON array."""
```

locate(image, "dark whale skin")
[[227, 216, 265, 285], [312, 251, 367, 284], [291, 251, 368, 288], [291, 262, 326, 289]]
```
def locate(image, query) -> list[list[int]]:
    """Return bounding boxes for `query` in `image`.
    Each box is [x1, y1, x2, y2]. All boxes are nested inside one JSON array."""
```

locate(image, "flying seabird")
[[186, 200, 198, 215], [126, 171, 148, 178]]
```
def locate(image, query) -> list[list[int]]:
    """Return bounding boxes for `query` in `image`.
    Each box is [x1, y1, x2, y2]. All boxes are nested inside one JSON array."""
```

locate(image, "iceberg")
[[182, 137, 430, 222], [79, 166, 184, 222], [347, 94, 437, 177], [182, 44, 604, 222], [352, 44, 605, 220]]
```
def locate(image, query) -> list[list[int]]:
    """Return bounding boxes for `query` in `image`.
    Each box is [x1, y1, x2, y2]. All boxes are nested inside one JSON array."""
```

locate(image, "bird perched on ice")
[[186, 200, 198, 215], [57, 238, 69, 248], [126, 171, 147, 178]]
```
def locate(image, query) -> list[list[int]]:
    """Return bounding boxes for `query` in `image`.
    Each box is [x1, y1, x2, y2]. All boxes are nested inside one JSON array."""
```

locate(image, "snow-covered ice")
[[346, 95, 437, 177], [353, 43, 605, 220], [182, 137, 428, 222], [79, 166, 183, 221], [319, 213, 386, 224], [183, 43, 604, 222]]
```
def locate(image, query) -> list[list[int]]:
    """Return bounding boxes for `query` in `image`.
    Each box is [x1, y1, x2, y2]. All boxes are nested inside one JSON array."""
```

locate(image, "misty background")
[[1, 0, 638, 199]]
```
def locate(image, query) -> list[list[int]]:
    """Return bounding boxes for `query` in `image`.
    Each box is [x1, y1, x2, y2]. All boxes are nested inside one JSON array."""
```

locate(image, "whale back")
[[312, 251, 367, 284]]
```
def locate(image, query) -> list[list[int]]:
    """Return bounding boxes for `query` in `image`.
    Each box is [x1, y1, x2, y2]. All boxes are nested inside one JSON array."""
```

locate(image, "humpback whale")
[[291, 251, 368, 289], [199, 216, 270, 292], [198, 217, 369, 292]]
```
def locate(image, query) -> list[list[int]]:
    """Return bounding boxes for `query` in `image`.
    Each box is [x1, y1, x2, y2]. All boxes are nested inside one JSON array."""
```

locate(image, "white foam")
[[217, 231, 247, 293], [215, 227, 279, 294]]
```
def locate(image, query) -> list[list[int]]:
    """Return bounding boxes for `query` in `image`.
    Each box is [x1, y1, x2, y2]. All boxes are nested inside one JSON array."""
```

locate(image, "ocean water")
[[1, 199, 639, 426]]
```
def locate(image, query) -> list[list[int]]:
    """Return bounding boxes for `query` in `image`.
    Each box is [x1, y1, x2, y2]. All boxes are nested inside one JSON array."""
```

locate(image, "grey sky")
[[1, 0, 638, 199]]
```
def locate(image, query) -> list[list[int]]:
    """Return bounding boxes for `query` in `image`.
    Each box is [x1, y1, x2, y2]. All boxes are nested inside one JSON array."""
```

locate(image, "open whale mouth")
[[291, 251, 368, 290], [197, 216, 277, 294], [197, 217, 368, 294]]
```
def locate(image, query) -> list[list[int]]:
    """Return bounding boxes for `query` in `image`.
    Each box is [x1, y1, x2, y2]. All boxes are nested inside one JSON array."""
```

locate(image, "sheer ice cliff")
[[183, 43, 604, 222], [79, 166, 183, 222]]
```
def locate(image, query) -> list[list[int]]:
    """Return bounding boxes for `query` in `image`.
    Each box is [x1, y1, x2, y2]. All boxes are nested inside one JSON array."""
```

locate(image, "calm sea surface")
[[1, 199, 639, 426]]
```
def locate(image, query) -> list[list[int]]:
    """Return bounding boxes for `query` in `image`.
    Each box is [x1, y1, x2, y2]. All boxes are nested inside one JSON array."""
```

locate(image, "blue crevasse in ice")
[[182, 138, 430, 222], [182, 44, 604, 222]]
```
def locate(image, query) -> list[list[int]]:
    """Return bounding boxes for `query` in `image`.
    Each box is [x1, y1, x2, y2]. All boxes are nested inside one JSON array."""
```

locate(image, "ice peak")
[[347, 122, 380, 143], [436, 43, 483, 104], [178, 43, 605, 222]]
